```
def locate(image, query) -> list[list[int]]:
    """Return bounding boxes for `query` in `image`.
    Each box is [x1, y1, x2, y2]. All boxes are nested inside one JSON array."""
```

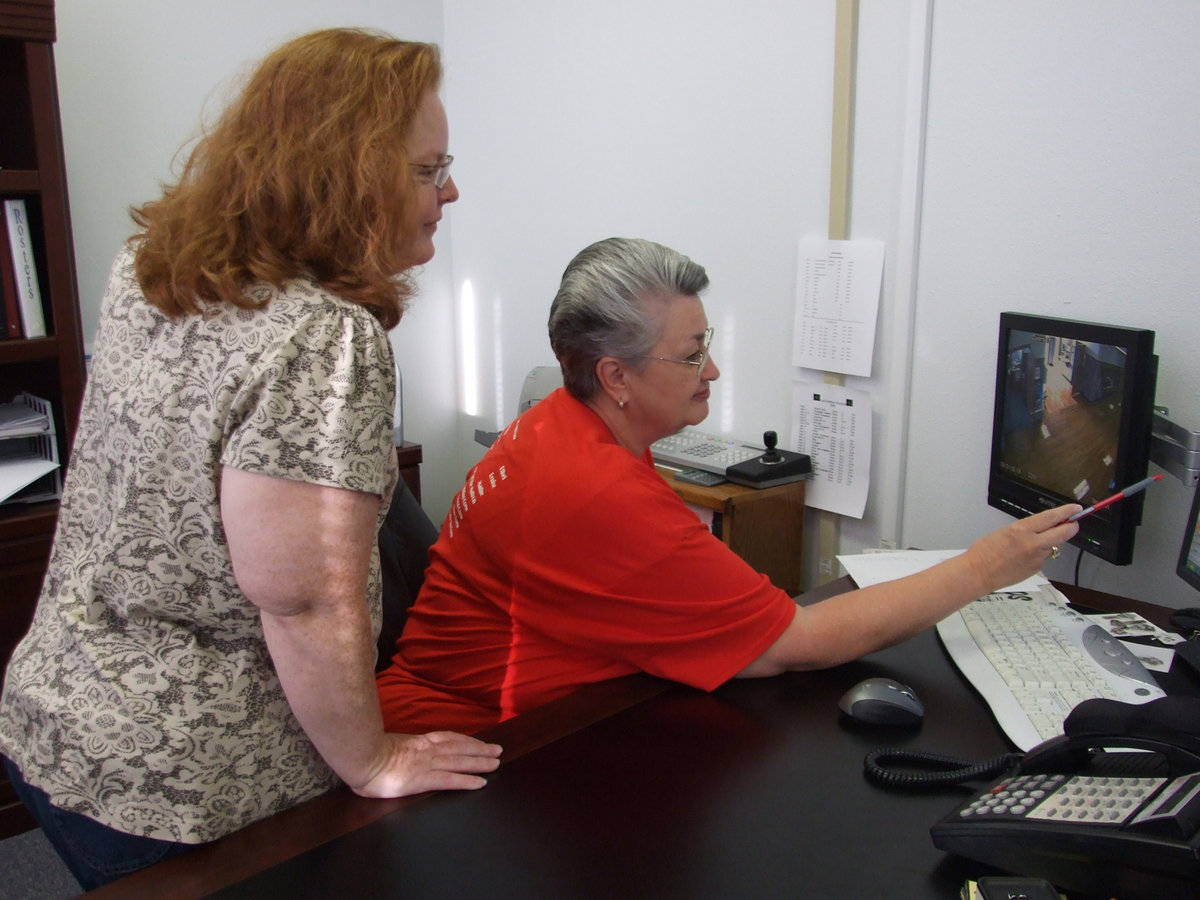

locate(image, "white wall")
[[440, 0, 842, 525], [907, 1, 1200, 607], [53, 2, 1200, 606]]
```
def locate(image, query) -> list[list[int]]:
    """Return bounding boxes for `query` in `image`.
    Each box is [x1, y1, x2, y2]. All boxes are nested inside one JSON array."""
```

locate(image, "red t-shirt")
[[376, 389, 797, 734]]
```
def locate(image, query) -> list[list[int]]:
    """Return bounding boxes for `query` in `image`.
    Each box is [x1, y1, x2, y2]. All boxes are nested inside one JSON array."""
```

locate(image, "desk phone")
[[931, 696, 1200, 899]]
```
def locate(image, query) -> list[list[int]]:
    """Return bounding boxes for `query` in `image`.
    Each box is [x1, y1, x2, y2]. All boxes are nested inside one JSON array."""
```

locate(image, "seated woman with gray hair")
[[375, 237, 1079, 734]]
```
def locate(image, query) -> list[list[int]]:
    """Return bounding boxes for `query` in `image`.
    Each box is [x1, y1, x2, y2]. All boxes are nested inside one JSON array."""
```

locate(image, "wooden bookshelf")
[[0, 1, 85, 838]]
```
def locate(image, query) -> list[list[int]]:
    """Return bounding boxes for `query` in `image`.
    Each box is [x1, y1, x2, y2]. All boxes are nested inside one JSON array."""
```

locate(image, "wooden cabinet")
[[0, 1, 86, 838], [658, 467, 806, 596]]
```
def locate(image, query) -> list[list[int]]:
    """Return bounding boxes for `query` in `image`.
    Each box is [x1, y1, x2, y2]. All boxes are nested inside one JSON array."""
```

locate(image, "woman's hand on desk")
[[963, 503, 1081, 595], [351, 731, 503, 798], [223, 469, 501, 797]]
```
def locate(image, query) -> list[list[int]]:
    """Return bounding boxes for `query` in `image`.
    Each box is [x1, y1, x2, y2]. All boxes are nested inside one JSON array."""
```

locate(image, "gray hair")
[[548, 237, 710, 400]]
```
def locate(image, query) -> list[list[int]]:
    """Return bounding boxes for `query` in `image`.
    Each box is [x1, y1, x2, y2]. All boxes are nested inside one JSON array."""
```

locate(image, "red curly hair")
[[131, 28, 442, 329]]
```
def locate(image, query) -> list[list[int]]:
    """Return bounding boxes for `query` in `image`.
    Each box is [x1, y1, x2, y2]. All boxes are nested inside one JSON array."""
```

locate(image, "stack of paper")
[[0, 394, 60, 504], [0, 457, 59, 503], [0, 399, 50, 436]]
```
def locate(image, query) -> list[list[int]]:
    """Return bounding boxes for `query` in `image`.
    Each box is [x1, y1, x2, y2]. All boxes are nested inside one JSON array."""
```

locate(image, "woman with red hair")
[[0, 27, 498, 889]]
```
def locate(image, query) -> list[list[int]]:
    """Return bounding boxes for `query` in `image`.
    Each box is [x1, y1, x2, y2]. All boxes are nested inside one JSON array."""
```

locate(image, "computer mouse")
[[838, 677, 924, 726]]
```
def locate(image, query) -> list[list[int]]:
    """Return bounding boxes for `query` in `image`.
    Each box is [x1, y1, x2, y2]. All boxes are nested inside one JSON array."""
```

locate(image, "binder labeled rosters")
[[3, 198, 47, 338]]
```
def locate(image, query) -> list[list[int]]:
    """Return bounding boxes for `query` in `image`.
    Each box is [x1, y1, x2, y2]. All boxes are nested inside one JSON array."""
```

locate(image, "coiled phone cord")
[[863, 748, 1025, 789]]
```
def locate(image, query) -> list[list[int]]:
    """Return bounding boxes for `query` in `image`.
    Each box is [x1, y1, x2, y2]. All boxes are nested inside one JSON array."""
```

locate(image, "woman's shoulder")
[[203, 275, 390, 362], [108, 244, 384, 337], [257, 275, 381, 324]]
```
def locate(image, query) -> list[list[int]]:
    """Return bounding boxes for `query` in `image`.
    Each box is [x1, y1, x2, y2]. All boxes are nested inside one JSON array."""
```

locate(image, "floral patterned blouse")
[[0, 246, 399, 843]]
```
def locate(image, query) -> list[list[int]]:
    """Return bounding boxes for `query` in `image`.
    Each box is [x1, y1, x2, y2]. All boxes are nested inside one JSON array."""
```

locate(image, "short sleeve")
[[222, 300, 397, 497]]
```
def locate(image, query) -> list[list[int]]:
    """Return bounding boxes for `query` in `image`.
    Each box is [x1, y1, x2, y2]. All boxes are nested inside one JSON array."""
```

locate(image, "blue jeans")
[[3, 757, 195, 890]]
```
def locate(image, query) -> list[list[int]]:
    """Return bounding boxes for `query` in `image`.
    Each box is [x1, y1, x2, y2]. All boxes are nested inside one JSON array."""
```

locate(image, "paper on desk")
[[837, 549, 1050, 594], [1084, 609, 1182, 675], [0, 457, 59, 503], [1089, 610, 1184, 645], [1114, 640, 1173, 674]]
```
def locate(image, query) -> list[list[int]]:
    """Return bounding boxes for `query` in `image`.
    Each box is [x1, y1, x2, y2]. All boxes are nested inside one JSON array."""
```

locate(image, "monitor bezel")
[[1177, 478, 1200, 595], [987, 312, 1158, 566]]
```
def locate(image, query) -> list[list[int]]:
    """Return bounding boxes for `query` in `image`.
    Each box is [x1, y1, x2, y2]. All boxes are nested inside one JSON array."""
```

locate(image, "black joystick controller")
[[724, 428, 812, 489], [761, 430, 783, 464]]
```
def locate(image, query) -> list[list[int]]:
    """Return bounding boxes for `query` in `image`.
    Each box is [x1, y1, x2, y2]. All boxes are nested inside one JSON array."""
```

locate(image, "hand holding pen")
[[1067, 474, 1163, 522]]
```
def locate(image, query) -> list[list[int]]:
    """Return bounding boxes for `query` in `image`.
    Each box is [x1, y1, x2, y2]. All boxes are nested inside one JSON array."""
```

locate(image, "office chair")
[[383, 367, 565, 654], [375, 477, 438, 672], [517, 365, 562, 414], [475, 365, 564, 447]]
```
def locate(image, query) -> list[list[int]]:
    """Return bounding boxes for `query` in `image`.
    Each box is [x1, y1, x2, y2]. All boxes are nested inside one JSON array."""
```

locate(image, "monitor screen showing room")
[[988, 312, 1158, 565], [1178, 478, 1200, 596]]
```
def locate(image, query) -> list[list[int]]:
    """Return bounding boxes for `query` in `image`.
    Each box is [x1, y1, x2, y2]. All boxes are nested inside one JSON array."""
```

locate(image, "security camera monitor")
[[988, 312, 1157, 566]]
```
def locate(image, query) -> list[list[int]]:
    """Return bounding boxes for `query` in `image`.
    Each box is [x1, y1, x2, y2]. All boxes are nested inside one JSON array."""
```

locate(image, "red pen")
[[1067, 474, 1163, 522]]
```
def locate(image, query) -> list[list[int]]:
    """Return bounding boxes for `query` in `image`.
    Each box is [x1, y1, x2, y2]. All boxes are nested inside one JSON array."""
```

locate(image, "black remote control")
[[675, 468, 727, 487]]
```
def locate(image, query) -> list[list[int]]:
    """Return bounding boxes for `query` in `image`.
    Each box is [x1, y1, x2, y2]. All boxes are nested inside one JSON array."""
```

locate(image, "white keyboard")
[[650, 429, 763, 475], [937, 586, 1165, 751]]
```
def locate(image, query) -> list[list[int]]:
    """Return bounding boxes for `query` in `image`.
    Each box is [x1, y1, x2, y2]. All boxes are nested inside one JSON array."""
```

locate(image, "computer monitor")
[[1178, 478, 1200, 596], [987, 312, 1158, 566]]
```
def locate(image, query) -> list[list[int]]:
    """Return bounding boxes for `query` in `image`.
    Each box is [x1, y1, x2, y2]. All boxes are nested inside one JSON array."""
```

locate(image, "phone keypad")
[[957, 773, 1165, 825]]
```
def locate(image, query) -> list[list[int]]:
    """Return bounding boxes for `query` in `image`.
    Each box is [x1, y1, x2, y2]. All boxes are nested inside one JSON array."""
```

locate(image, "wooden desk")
[[657, 466, 806, 595], [90, 580, 1195, 899]]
